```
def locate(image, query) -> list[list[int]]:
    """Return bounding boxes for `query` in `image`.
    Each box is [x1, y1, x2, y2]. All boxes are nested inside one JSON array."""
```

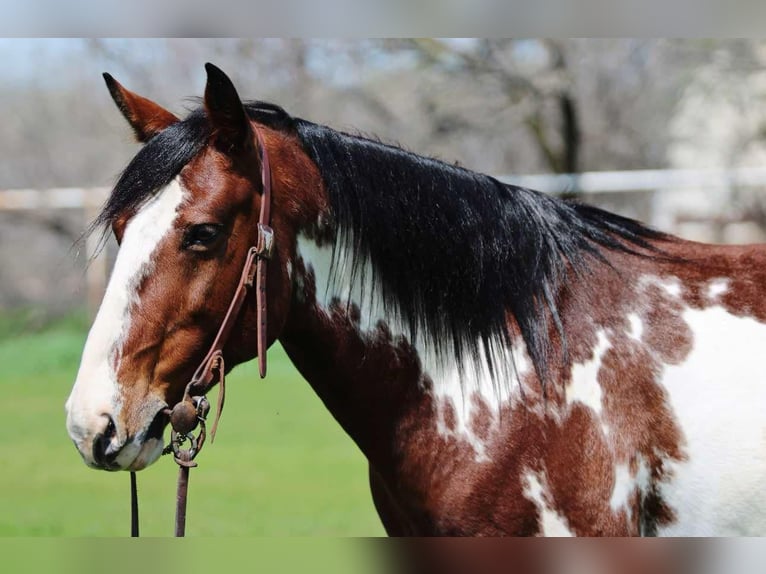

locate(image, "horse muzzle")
[[66, 398, 168, 471]]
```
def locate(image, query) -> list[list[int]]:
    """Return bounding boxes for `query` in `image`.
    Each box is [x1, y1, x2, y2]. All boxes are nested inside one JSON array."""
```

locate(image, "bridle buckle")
[[256, 223, 275, 260]]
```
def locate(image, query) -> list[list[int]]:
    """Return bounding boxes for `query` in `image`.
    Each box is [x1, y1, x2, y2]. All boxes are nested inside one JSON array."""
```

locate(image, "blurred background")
[[4, 38, 766, 537]]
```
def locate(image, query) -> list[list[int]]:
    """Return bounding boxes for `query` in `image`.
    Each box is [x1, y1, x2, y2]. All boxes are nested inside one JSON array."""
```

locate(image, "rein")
[[129, 127, 274, 537]]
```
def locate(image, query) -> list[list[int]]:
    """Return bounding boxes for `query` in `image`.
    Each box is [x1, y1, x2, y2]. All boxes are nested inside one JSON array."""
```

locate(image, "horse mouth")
[[121, 408, 169, 472], [146, 408, 169, 442], [82, 408, 169, 472]]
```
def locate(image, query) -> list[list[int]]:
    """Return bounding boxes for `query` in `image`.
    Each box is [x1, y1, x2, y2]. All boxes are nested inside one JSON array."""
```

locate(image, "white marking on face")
[[65, 178, 186, 468], [626, 313, 643, 342], [523, 471, 574, 536], [707, 278, 729, 301], [656, 305, 766, 535], [295, 232, 525, 461], [566, 330, 609, 417]]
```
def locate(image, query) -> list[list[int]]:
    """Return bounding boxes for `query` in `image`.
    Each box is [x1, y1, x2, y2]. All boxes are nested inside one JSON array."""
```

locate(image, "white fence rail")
[[498, 167, 766, 194], [4, 168, 766, 315], [0, 186, 110, 316], [0, 187, 108, 210]]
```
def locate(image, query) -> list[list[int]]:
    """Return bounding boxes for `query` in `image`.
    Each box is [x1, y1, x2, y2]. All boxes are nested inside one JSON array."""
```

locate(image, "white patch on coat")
[[707, 278, 729, 301], [295, 232, 525, 461], [609, 463, 635, 517], [626, 313, 643, 342], [65, 178, 186, 467], [523, 471, 574, 537], [656, 306, 766, 535], [657, 277, 683, 298], [639, 275, 683, 300], [566, 330, 610, 417], [427, 338, 523, 462]]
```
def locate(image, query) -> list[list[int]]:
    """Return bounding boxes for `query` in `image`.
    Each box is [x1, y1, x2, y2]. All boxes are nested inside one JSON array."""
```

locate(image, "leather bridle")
[[129, 127, 275, 537]]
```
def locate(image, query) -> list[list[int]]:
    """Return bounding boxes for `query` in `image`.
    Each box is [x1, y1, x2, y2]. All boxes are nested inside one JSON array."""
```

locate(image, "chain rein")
[[129, 127, 273, 537]]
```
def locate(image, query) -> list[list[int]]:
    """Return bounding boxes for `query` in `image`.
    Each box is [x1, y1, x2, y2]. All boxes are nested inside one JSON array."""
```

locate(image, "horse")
[[65, 63, 766, 536]]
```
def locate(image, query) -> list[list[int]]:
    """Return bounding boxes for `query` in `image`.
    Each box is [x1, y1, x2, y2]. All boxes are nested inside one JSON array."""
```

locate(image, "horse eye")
[[183, 224, 224, 251]]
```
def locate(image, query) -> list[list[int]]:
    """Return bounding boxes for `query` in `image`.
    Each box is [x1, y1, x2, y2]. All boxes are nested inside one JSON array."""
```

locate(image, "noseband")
[[129, 127, 275, 536]]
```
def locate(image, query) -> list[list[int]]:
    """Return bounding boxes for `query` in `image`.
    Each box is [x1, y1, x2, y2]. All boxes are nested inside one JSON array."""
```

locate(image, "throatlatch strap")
[[254, 128, 273, 379]]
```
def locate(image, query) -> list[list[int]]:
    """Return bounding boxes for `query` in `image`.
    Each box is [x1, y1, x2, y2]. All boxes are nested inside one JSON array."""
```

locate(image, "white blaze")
[[65, 178, 186, 466]]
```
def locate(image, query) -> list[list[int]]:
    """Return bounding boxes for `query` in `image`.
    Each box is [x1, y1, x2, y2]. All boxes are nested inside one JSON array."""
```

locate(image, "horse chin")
[[126, 437, 165, 471], [124, 408, 168, 471]]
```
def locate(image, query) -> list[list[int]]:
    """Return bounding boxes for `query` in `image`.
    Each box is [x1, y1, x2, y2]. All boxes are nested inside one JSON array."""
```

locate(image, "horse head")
[[65, 64, 321, 471]]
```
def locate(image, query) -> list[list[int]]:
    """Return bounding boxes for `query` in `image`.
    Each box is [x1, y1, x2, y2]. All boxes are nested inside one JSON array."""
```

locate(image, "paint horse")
[[66, 64, 766, 536]]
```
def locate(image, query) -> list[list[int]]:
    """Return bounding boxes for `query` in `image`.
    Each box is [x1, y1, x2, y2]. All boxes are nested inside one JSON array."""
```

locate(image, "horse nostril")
[[92, 415, 121, 468], [104, 416, 116, 439]]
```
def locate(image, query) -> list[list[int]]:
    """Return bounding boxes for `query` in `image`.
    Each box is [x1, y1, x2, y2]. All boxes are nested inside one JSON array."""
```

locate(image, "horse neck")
[[277, 229, 411, 463], [278, 227, 530, 471]]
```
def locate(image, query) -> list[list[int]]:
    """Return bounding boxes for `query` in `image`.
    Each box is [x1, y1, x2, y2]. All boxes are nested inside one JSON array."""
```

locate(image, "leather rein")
[[129, 127, 274, 537]]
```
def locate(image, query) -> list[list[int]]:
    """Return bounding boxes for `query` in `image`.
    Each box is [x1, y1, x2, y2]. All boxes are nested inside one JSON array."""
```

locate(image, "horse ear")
[[102, 73, 179, 142], [203, 63, 254, 153]]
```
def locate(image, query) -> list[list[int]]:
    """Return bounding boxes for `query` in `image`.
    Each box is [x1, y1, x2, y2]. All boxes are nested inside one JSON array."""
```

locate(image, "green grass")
[[0, 311, 385, 536]]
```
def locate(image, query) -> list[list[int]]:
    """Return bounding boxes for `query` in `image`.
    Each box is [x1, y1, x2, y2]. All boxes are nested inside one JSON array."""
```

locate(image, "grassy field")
[[0, 311, 385, 536]]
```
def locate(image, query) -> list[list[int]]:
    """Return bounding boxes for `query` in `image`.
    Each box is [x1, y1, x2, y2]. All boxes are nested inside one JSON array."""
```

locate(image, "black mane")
[[294, 120, 666, 384], [97, 101, 666, 385]]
